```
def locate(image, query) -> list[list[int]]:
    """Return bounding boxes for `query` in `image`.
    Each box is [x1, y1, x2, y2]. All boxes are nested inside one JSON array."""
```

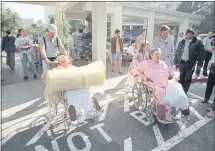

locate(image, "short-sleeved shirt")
[[116, 38, 120, 52], [15, 36, 33, 49], [38, 36, 61, 58]]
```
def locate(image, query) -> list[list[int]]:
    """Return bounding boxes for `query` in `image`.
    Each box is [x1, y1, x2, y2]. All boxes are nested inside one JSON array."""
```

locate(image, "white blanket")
[[63, 88, 94, 116]]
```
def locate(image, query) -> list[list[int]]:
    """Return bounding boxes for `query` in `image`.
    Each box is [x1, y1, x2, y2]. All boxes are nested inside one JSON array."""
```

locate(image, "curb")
[[192, 77, 208, 83]]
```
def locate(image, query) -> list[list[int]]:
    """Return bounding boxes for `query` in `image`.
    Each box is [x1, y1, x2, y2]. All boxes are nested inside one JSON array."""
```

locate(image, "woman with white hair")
[[133, 48, 190, 120]]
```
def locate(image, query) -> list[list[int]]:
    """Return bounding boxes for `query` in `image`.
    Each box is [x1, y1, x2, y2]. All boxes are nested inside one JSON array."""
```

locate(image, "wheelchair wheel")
[[132, 82, 148, 111], [44, 89, 58, 116]]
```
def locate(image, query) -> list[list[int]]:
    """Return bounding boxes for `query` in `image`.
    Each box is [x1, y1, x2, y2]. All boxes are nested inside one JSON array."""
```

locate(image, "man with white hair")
[[38, 24, 68, 72]]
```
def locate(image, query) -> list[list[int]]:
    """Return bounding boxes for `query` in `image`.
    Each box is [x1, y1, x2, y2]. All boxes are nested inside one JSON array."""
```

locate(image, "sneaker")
[[181, 108, 190, 116], [202, 98, 210, 103], [207, 110, 215, 118], [11, 67, 14, 70], [85, 109, 98, 119], [203, 70, 208, 76], [33, 75, 38, 79], [206, 107, 212, 112], [23, 76, 29, 80]]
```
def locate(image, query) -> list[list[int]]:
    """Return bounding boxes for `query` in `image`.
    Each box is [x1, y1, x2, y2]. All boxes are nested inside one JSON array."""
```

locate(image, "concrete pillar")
[[147, 11, 155, 43], [177, 18, 189, 46], [111, 6, 123, 37], [92, 2, 107, 67], [55, 8, 63, 39]]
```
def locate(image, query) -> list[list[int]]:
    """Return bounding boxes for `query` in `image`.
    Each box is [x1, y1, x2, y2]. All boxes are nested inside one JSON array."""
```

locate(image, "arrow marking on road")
[[124, 137, 133, 151]]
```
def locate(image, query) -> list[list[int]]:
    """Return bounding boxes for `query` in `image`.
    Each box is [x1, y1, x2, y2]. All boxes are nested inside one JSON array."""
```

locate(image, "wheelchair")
[[131, 77, 182, 124]]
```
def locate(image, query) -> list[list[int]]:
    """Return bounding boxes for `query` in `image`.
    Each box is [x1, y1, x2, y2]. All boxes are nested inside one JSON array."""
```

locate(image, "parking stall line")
[[153, 125, 164, 146], [90, 123, 112, 142], [189, 107, 204, 120], [124, 137, 133, 151], [177, 121, 186, 131], [151, 117, 212, 151], [98, 104, 109, 121], [188, 92, 213, 104]]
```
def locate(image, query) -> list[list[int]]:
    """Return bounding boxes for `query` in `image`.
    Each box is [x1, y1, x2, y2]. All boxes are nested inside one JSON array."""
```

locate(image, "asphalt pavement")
[[1, 54, 214, 151]]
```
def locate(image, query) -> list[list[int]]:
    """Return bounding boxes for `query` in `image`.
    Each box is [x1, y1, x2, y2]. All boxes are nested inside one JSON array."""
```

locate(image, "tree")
[[68, 20, 85, 34], [176, 2, 215, 33], [1, 4, 23, 35], [25, 22, 47, 40]]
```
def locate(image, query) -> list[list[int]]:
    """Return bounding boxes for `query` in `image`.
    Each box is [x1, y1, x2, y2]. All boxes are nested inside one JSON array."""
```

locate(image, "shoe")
[[11, 67, 14, 70], [203, 70, 208, 76], [23, 76, 29, 80], [207, 110, 215, 118], [33, 75, 38, 79], [202, 98, 210, 103], [206, 107, 212, 112], [181, 108, 190, 116], [85, 109, 98, 119]]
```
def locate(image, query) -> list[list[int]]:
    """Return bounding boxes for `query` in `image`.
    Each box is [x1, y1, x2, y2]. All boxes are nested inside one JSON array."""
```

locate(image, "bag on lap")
[[163, 79, 189, 110]]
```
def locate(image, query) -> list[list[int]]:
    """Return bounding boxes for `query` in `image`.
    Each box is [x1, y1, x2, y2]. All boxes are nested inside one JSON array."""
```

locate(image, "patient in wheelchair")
[[42, 55, 99, 123], [125, 41, 150, 90], [133, 48, 189, 120]]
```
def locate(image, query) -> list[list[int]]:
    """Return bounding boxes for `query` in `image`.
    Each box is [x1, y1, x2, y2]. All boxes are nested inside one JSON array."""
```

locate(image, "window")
[[166, 4, 171, 9]]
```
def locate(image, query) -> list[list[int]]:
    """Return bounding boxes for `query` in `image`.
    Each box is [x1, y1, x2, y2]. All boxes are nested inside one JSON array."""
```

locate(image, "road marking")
[[151, 117, 213, 151], [2, 97, 42, 118], [190, 107, 204, 120], [130, 111, 152, 126], [90, 123, 112, 142], [124, 99, 130, 112], [47, 130, 60, 151], [124, 137, 132, 151], [1, 131, 17, 146], [35, 145, 49, 151], [188, 92, 213, 104], [26, 118, 55, 146], [67, 132, 91, 151], [177, 120, 186, 131], [98, 104, 109, 121], [153, 125, 164, 146]]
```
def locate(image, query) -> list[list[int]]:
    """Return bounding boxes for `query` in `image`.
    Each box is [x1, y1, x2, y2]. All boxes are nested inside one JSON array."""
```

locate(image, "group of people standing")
[[1, 24, 68, 81], [110, 25, 215, 118]]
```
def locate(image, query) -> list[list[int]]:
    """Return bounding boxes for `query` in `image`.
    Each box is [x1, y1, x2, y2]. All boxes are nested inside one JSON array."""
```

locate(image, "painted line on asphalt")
[[124, 137, 132, 151], [47, 130, 60, 151], [98, 104, 109, 121], [190, 107, 204, 120], [26, 118, 57, 146], [124, 99, 130, 112], [151, 117, 213, 151], [153, 125, 164, 146], [130, 111, 151, 126], [176, 120, 186, 131], [90, 123, 112, 142], [188, 92, 213, 104]]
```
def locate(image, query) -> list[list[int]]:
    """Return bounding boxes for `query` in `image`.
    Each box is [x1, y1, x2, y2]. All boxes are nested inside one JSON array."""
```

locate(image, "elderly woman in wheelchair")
[[132, 48, 190, 124]]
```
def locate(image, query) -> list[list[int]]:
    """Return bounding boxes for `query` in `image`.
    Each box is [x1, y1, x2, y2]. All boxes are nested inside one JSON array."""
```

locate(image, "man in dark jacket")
[[111, 29, 123, 74], [174, 29, 204, 94], [1, 30, 16, 70]]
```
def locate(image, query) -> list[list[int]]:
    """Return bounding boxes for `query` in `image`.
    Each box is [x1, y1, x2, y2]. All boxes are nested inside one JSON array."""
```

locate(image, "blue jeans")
[[21, 51, 37, 76], [111, 52, 122, 64]]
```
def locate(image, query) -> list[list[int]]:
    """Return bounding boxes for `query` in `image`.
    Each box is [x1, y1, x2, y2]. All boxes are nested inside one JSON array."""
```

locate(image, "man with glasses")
[[38, 24, 68, 72]]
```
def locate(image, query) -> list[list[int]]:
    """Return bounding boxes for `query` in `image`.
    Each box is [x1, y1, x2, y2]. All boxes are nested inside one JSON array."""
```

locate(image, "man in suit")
[[174, 29, 204, 94]]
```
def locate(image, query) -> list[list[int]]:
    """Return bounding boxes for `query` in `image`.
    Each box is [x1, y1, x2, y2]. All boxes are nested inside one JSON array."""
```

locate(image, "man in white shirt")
[[126, 40, 137, 56]]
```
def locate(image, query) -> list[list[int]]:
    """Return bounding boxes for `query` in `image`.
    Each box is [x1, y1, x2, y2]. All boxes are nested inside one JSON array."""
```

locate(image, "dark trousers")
[[203, 51, 212, 71], [205, 71, 215, 99], [179, 60, 195, 94], [6, 51, 15, 68]]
